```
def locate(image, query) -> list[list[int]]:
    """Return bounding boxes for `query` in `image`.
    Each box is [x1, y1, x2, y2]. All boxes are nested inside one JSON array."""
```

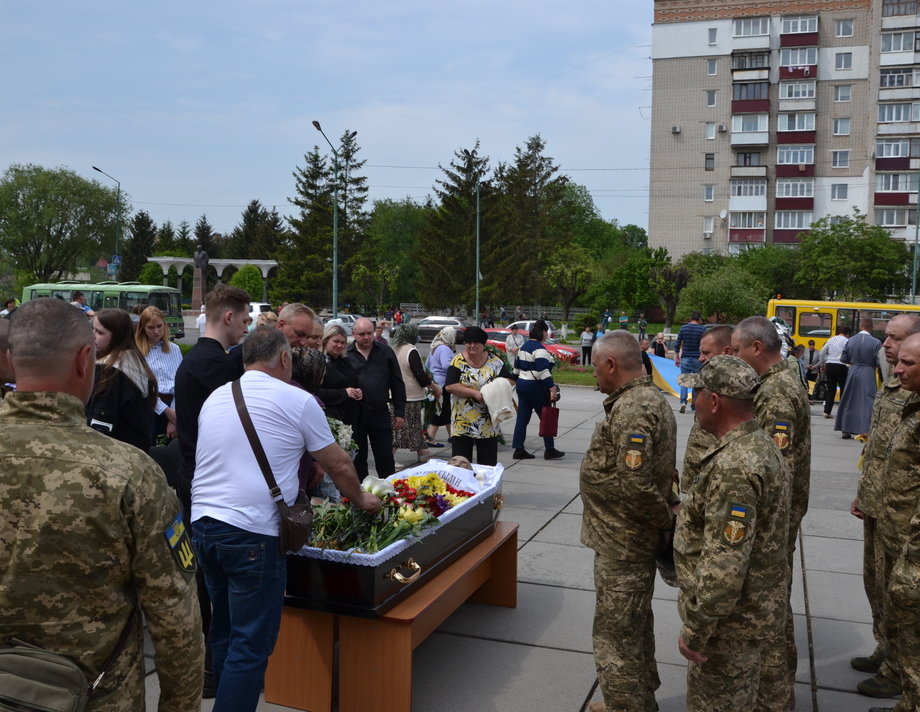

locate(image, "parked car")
[[484, 329, 580, 365], [407, 316, 471, 343], [322, 313, 363, 336], [507, 320, 558, 343], [248, 302, 273, 322]]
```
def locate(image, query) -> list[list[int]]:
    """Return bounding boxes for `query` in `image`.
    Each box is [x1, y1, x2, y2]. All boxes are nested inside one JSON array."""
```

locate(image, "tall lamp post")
[[913, 164, 920, 303], [312, 121, 357, 320], [461, 149, 481, 323], [92, 166, 121, 277]]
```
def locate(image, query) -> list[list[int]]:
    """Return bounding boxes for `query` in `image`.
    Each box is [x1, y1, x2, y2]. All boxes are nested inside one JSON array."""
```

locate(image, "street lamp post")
[[312, 121, 357, 320], [461, 149, 481, 323], [913, 164, 920, 304], [92, 166, 121, 277]]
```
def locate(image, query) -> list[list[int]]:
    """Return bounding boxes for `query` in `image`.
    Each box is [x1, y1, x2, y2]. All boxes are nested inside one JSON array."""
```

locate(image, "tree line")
[[0, 156, 913, 323]]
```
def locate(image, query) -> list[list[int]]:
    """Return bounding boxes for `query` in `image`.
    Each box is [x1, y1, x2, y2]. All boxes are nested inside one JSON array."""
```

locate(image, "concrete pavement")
[[145, 384, 883, 711]]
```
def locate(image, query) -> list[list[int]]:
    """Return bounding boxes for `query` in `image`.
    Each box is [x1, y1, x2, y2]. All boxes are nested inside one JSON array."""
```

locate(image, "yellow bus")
[[766, 298, 920, 350]]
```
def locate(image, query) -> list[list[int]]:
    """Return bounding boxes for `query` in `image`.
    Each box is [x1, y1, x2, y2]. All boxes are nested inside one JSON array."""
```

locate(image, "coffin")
[[284, 461, 504, 619]]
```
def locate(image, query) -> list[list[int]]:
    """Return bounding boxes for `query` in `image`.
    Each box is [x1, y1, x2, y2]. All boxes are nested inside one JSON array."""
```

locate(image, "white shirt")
[[191, 370, 334, 536], [145, 341, 183, 415], [821, 334, 848, 365]]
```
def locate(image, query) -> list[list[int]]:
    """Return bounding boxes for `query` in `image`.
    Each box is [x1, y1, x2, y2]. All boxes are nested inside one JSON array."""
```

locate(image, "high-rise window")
[[776, 178, 814, 197], [835, 53, 853, 70], [709, 27, 718, 44], [729, 212, 766, 228], [737, 152, 761, 166], [778, 113, 815, 131], [734, 83, 769, 100], [734, 18, 770, 36], [878, 103, 919, 122], [831, 184, 848, 200], [705, 122, 716, 139], [732, 114, 769, 132], [835, 85, 852, 102], [877, 173, 918, 191], [881, 31, 915, 51], [780, 81, 816, 99], [705, 153, 715, 171], [881, 68, 916, 87], [775, 211, 812, 229], [707, 59, 717, 75], [704, 185, 715, 201], [883, 0, 917, 17], [781, 48, 817, 67], [707, 90, 717, 106], [782, 15, 817, 33], [733, 53, 769, 69], [876, 208, 915, 226], [777, 145, 814, 164], [877, 139, 910, 157], [836, 20, 854, 37], [833, 118, 851, 135], [731, 179, 767, 196], [832, 150, 850, 168]]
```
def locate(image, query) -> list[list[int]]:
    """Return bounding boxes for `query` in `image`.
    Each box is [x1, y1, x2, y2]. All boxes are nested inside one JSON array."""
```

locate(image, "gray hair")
[[8, 298, 93, 373], [278, 303, 317, 322], [243, 325, 291, 368], [735, 316, 781, 354], [593, 330, 642, 370], [892, 313, 920, 336]]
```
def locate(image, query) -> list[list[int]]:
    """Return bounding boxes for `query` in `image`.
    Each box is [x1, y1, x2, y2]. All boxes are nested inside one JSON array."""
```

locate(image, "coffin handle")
[[389, 558, 421, 584]]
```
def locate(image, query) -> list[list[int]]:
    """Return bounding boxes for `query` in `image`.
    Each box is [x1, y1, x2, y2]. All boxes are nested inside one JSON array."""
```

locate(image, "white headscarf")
[[430, 326, 456, 353]]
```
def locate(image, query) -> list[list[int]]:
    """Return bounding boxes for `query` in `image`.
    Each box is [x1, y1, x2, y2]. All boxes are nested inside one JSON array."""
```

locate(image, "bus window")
[[837, 309, 857, 334], [776, 307, 796, 326], [105, 295, 121, 309], [798, 311, 833, 339], [861, 309, 902, 341], [147, 291, 179, 317], [89, 291, 105, 312]]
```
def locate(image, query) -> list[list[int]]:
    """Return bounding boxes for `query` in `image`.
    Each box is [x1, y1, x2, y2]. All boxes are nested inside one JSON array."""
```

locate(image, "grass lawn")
[[554, 364, 597, 387]]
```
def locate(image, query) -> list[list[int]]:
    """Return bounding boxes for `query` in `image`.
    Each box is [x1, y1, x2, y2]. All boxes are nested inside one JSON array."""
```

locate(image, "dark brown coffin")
[[284, 489, 502, 618]]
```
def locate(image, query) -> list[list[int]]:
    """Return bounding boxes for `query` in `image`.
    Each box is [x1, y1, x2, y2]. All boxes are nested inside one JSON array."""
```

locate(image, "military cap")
[[677, 355, 760, 400]]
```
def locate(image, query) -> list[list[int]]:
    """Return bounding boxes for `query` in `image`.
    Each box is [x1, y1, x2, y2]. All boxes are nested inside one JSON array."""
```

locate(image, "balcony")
[[732, 35, 772, 51], [729, 195, 768, 211], [883, 0, 917, 17], [780, 32, 818, 47], [780, 66, 816, 80], [878, 122, 920, 135], [877, 157, 911, 170], [777, 131, 816, 144], [732, 99, 770, 114], [778, 99, 816, 112], [773, 229, 808, 243], [776, 164, 816, 177], [875, 192, 913, 205], [775, 197, 814, 210], [731, 131, 770, 146], [731, 165, 768, 177], [732, 68, 770, 82], [879, 87, 920, 101], [729, 228, 766, 243]]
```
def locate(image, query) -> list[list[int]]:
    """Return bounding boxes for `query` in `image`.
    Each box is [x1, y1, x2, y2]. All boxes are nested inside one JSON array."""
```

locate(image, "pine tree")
[[121, 211, 157, 281], [194, 214, 220, 259], [156, 220, 177, 253], [334, 130, 370, 307]]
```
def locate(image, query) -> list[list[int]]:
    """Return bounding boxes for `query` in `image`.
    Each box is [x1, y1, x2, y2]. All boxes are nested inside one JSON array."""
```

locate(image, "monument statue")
[[194, 245, 209, 273]]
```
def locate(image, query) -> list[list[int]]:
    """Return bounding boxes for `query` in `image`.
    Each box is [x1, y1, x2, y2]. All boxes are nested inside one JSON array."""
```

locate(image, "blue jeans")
[[679, 356, 702, 406], [513, 386, 554, 451], [192, 517, 287, 712]]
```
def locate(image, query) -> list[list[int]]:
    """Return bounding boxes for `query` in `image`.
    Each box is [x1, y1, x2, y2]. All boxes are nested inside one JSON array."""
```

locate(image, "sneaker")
[[823, 413, 831, 419], [857, 674, 902, 698], [679, 404, 686, 414], [513, 449, 535, 460], [588, 702, 607, 712], [851, 651, 884, 674], [544, 449, 565, 460]]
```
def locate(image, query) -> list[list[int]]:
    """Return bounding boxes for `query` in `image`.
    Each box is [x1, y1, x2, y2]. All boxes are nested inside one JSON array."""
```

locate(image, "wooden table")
[[265, 521, 519, 712]]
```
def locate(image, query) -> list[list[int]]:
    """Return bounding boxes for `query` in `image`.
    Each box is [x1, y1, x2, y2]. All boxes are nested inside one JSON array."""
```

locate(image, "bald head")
[[883, 314, 920, 365], [895, 333, 920, 393]]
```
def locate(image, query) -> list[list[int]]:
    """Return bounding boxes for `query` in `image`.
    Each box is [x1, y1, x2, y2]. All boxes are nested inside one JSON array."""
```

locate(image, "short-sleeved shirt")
[[675, 322, 707, 359], [444, 352, 511, 439], [580, 376, 677, 563]]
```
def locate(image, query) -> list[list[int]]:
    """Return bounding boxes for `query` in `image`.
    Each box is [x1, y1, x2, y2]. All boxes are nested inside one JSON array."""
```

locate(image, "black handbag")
[[813, 372, 828, 402], [231, 379, 313, 553]]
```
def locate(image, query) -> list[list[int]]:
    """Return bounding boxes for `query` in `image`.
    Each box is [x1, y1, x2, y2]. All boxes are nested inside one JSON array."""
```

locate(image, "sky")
[[2, 1, 655, 241]]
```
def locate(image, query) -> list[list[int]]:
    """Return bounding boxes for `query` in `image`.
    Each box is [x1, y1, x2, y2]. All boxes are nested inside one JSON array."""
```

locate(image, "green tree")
[[156, 220, 177, 253], [416, 143, 494, 313], [225, 200, 288, 260], [334, 131, 370, 307], [273, 147, 333, 306], [175, 220, 194, 255], [0, 164, 125, 281], [121, 210, 157, 281], [648, 248, 690, 331], [138, 261, 164, 286], [796, 210, 911, 300], [544, 245, 593, 321], [194, 214, 221, 259], [229, 264, 264, 301], [676, 262, 772, 323], [733, 244, 816, 299]]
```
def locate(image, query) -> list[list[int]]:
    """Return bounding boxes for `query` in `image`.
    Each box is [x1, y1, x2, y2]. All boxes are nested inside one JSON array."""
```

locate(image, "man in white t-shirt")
[[191, 326, 380, 711], [506, 323, 526, 363]]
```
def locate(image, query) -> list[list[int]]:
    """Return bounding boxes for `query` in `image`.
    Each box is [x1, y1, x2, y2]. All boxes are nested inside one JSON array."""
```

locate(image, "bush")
[[573, 313, 597, 332], [229, 264, 264, 301]]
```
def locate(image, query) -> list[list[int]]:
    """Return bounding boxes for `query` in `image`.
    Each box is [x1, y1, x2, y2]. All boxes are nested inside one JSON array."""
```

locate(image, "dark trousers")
[[582, 346, 592, 365], [354, 408, 395, 481], [451, 435, 499, 466], [824, 363, 848, 415]]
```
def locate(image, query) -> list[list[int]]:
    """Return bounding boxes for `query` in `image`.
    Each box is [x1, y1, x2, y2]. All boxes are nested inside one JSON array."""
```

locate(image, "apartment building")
[[649, 0, 920, 259]]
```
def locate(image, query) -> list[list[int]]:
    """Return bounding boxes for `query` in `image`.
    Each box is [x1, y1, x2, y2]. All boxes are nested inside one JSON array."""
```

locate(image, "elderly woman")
[[512, 319, 564, 460], [316, 324, 362, 428], [390, 323, 439, 462], [425, 326, 456, 446], [444, 326, 514, 466]]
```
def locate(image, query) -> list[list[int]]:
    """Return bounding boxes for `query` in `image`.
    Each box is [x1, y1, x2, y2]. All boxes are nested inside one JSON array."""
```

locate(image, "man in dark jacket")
[[347, 317, 407, 480]]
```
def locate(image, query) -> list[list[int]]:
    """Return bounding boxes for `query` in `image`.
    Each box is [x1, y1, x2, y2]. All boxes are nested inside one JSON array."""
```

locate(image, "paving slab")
[[518, 540, 595, 591]]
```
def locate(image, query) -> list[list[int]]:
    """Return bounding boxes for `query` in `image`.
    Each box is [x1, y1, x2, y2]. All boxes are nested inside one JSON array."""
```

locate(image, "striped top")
[[145, 341, 183, 415], [514, 339, 555, 390]]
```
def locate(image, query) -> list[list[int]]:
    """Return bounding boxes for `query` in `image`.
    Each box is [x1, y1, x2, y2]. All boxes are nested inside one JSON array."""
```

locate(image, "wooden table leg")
[[264, 608, 335, 712], [468, 523, 517, 607], [338, 616, 413, 712]]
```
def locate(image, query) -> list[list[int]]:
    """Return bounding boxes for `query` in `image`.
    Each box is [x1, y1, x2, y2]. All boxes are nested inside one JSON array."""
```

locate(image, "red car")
[[484, 329, 581, 365]]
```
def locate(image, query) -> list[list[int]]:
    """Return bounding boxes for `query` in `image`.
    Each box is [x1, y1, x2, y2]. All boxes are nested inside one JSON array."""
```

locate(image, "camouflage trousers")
[[867, 516, 900, 681], [592, 554, 659, 712], [687, 635, 764, 711], [884, 549, 917, 711], [758, 515, 799, 708]]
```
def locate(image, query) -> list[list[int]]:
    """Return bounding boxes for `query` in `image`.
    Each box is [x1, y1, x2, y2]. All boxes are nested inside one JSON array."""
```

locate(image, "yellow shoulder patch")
[[164, 512, 196, 573]]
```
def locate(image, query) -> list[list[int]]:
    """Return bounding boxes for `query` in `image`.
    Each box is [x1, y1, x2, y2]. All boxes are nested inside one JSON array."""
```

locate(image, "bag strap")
[[231, 379, 282, 499]]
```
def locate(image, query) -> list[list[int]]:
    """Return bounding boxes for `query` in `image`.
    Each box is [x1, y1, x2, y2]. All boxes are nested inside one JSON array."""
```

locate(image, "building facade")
[[649, 0, 920, 258]]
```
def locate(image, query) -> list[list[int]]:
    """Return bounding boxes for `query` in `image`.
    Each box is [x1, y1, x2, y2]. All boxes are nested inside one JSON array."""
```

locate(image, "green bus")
[[22, 281, 185, 339]]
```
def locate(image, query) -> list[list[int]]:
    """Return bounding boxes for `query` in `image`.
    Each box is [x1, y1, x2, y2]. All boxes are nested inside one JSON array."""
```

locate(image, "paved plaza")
[[145, 382, 884, 711]]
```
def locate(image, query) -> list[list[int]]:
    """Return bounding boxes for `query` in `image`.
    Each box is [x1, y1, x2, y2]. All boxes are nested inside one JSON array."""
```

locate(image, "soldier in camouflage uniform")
[[0, 318, 14, 397], [680, 326, 733, 495], [732, 316, 810, 707], [674, 356, 790, 711], [849, 314, 920, 698], [0, 298, 204, 712], [872, 333, 920, 712], [581, 331, 677, 712]]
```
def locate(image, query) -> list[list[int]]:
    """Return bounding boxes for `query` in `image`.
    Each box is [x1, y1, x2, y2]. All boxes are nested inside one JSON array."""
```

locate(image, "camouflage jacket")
[[580, 375, 677, 562], [674, 420, 790, 651], [754, 358, 811, 528], [858, 376, 911, 518], [681, 418, 716, 495], [878, 392, 920, 557], [0, 391, 204, 712]]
